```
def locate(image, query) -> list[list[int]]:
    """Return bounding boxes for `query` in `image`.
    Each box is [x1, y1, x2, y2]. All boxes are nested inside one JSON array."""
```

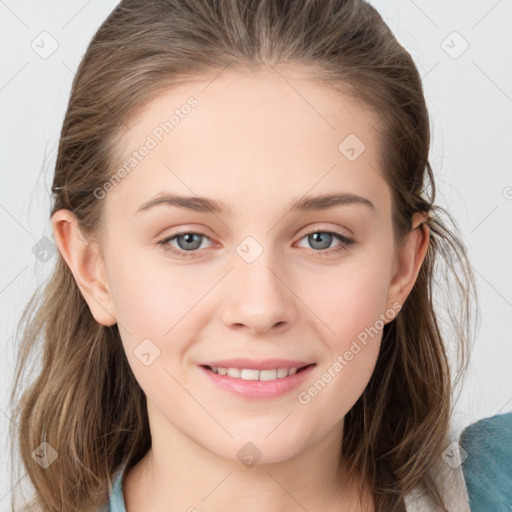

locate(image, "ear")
[[385, 212, 430, 314], [51, 209, 117, 326]]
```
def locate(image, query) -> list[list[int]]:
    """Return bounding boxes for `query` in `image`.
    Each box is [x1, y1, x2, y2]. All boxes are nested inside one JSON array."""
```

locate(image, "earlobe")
[[51, 209, 117, 326], [385, 212, 430, 313]]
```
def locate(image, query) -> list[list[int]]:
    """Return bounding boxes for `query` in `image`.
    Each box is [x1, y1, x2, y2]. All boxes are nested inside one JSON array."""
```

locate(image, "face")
[[72, 67, 410, 464]]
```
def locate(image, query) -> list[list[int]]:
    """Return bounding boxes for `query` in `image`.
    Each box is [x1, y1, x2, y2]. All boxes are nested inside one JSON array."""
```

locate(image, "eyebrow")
[[135, 192, 375, 215]]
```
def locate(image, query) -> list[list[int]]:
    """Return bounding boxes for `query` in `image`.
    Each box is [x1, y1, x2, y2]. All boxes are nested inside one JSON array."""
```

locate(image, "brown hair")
[[9, 1, 476, 510]]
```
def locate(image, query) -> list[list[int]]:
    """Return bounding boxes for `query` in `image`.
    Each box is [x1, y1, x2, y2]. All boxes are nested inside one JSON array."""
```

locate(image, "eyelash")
[[158, 228, 355, 260]]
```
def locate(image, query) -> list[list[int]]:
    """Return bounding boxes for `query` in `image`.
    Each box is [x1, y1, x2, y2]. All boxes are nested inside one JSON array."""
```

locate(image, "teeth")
[[240, 369, 259, 380], [209, 366, 303, 381], [259, 369, 277, 381], [277, 368, 288, 378], [227, 368, 241, 378]]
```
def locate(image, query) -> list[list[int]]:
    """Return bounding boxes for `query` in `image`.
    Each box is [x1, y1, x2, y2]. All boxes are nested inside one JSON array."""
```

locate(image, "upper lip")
[[200, 359, 315, 371]]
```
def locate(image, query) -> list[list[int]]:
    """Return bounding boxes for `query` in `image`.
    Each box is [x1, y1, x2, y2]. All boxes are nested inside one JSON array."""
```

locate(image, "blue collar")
[[108, 463, 127, 511]]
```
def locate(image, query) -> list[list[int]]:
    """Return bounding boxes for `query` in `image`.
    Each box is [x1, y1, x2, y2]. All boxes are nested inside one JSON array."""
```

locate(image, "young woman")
[[9, 1, 475, 510]]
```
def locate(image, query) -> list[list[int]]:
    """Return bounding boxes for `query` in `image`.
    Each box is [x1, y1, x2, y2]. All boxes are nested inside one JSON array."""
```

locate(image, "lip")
[[198, 361, 316, 400], [199, 358, 313, 371]]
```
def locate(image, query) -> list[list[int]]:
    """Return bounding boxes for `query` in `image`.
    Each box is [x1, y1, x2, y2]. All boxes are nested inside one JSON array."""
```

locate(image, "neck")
[[123, 403, 373, 512]]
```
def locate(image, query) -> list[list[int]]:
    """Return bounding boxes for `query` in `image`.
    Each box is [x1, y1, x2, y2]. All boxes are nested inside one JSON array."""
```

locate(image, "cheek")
[[295, 257, 393, 413], [108, 258, 193, 395], [104, 247, 200, 387], [107, 245, 199, 336], [306, 258, 392, 348]]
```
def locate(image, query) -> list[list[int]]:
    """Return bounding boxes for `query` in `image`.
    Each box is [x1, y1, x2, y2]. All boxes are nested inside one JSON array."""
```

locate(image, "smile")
[[199, 362, 317, 399], [204, 365, 312, 381]]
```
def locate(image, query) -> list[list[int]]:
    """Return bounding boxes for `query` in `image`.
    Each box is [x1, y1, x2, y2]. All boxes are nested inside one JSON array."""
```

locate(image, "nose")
[[220, 253, 299, 336]]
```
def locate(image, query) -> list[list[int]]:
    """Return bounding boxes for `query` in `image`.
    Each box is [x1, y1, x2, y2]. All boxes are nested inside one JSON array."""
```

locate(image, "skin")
[[52, 66, 429, 512]]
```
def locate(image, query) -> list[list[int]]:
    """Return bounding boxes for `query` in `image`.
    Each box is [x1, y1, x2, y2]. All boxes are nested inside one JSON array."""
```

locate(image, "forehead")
[[104, 66, 388, 219]]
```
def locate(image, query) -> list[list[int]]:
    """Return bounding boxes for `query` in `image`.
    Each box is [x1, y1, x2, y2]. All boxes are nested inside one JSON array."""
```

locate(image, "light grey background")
[[1, 0, 511, 505]]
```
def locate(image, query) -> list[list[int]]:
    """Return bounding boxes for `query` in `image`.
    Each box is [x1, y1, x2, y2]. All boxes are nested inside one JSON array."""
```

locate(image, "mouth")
[[201, 363, 315, 382], [198, 357, 317, 400], [198, 360, 317, 399]]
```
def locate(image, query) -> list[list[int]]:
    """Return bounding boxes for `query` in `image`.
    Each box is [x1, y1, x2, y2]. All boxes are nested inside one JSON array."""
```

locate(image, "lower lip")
[[199, 364, 316, 399]]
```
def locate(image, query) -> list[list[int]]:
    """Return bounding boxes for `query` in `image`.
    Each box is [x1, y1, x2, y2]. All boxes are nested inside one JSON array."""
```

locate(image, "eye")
[[158, 231, 214, 259], [296, 228, 355, 257], [158, 227, 355, 259]]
